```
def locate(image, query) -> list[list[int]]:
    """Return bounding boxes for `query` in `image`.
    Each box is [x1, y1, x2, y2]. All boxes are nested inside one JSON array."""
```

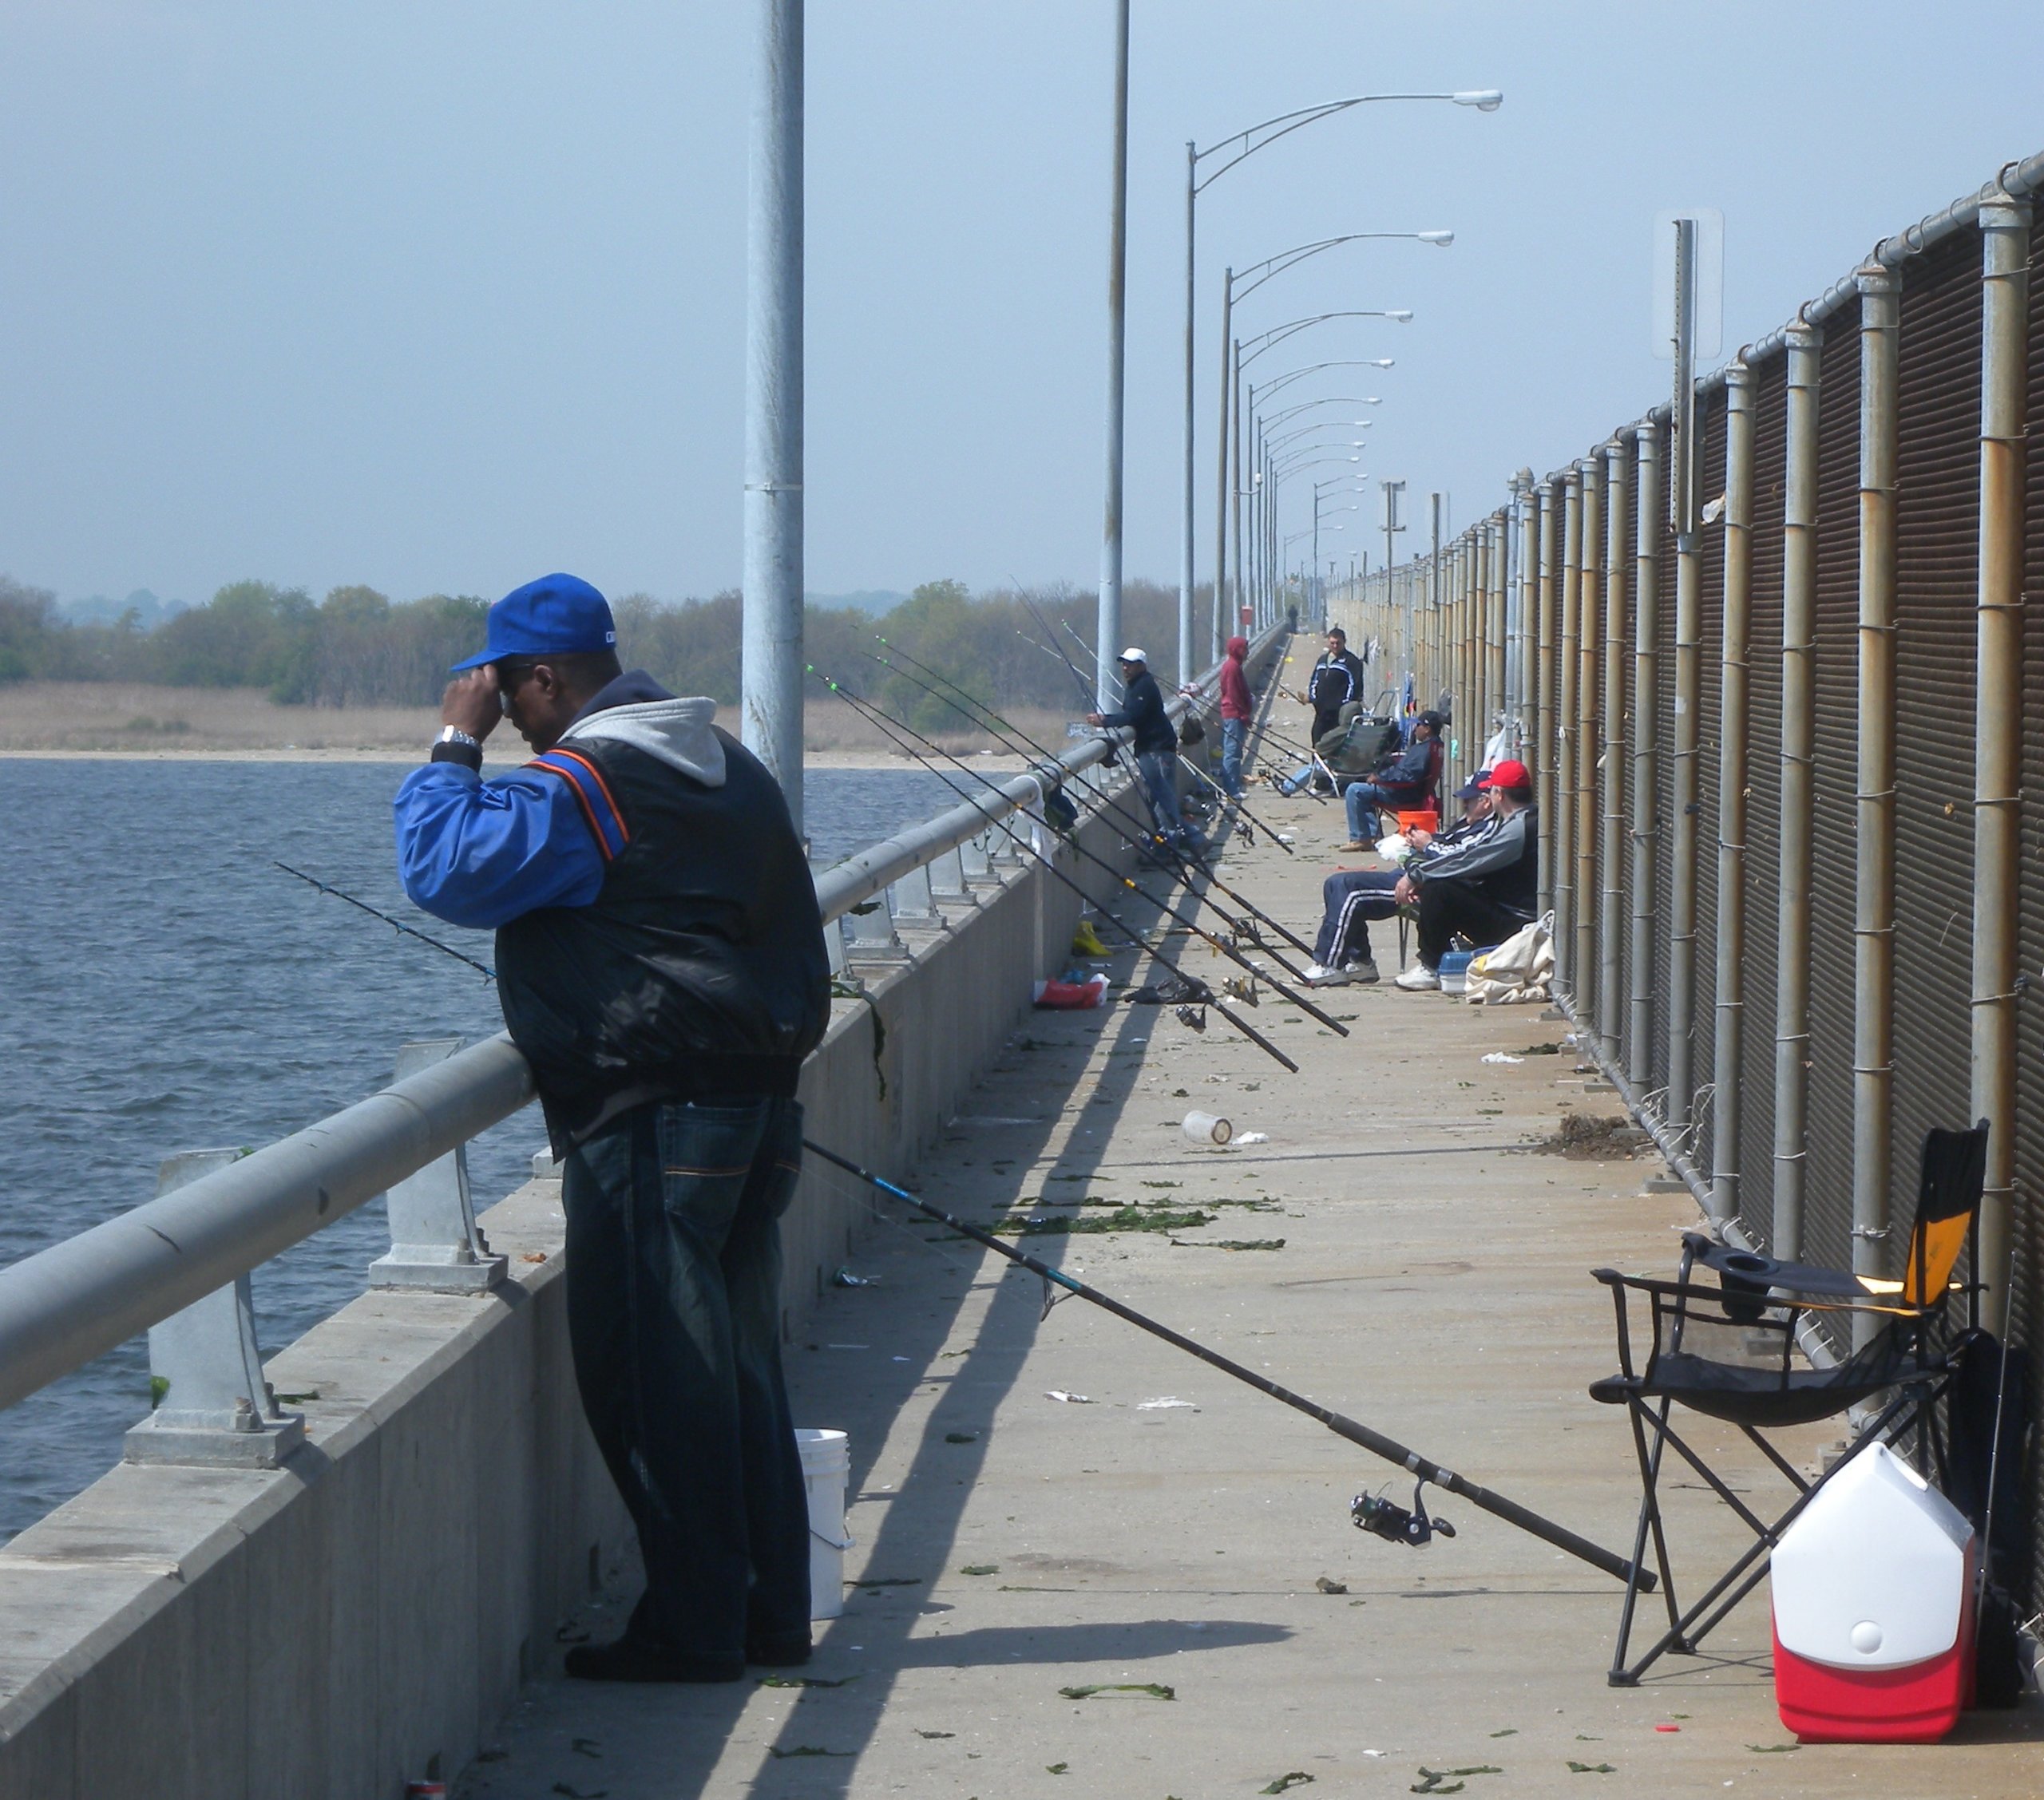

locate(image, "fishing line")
[[813, 662, 1347, 1037], [275, 861, 497, 981], [802, 1137, 1656, 1592], [806, 665, 1305, 1071], [866, 640, 1312, 952]]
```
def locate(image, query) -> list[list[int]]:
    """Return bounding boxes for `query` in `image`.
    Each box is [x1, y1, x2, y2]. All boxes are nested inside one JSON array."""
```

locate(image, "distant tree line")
[[0, 572, 1213, 725]]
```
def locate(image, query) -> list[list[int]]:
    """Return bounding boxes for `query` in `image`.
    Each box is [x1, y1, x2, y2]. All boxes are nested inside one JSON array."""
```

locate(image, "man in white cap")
[[1086, 647, 1201, 854]]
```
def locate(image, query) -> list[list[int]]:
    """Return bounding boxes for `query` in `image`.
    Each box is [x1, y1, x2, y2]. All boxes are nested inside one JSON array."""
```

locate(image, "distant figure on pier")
[[394, 572, 831, 1683], [1304, 627, 1369, 743], [1215, 634, 1253, 800]]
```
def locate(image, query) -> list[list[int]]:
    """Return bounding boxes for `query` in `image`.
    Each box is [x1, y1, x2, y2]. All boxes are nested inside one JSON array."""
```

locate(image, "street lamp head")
[[1417, 230, 1455, 246], [1369, 358, 1395, 368], [1452, 89, 1504, 112], [1387, 310, 1414, 322]]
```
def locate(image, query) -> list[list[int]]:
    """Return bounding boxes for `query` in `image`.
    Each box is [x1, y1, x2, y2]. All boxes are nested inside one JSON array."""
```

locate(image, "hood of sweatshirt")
[[563, 678, 727, 787], [1226, 635, 1249, 659]]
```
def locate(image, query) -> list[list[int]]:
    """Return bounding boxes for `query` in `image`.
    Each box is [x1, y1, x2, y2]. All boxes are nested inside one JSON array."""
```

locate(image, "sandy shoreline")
[[0, 682, 1060, 769]]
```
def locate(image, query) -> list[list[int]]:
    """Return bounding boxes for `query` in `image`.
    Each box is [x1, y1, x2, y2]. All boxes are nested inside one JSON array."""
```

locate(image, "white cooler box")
[[1769, 1441, 1977, 1743]]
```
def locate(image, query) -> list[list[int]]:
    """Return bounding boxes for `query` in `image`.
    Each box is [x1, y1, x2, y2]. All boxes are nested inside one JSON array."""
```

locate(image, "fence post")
[[1711, 360, 1756, 1227], [1630, 421, 1662, 1090], [1854, 262, 1901, 1342], [1776, 320, 1821, 1260], [1600, 436, 1630, 1066], [1667, 397, 1705, 1135], [1537, 481, 1559, 920], [1556, 471, 1583, 998], [1517, 471, 1539, 760], [1576, 457, 1602, 1022], [1487, 512, 1508, 758], [1974, 192, 2030, 1332]]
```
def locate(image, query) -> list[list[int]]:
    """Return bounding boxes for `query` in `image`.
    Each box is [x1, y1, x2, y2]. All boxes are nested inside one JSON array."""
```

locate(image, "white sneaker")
[[1301, 962, 1353, 986], [1393, 963, 1440, 991], [1345, 960, 1380, 985]]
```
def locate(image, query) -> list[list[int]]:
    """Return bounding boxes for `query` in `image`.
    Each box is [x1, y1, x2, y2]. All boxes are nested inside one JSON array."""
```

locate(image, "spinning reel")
[[1351, 1478, 1456, 1549]]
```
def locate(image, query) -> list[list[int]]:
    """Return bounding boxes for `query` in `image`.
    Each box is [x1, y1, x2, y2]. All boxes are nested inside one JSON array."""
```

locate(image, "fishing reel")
[[1174, 1004, 1207, 1034], [1351, 1479, 1456, 1549]]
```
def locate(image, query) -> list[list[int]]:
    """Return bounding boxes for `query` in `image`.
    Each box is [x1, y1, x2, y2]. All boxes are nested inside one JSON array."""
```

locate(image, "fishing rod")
[[275, 862, 497, 981], [869, 639, 1315, 959], [820, 662, 1347, 1035], [803, 1137, 1656, 1592], [808, 667, 1305, 1071], [1016, 624, 1103, 718]]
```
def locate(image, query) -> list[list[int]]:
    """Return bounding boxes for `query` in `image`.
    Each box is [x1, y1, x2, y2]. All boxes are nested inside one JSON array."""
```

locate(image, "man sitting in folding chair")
[[1301, 771, 1492, 986], [1587, 1122, 1990, 1687]]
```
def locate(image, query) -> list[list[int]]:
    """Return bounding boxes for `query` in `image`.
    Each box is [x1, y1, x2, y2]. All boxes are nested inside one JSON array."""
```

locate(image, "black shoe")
[[564, 1636, 746, 1683], [746, 1631, 813, 1667]]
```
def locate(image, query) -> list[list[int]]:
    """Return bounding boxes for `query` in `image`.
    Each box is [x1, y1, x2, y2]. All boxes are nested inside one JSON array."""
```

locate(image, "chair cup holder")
[[1717, 1251, 1777, 1324]]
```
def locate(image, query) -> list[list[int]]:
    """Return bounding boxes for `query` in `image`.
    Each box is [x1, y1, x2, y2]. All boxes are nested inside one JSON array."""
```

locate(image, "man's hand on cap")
[[441, 667, 502, 742]]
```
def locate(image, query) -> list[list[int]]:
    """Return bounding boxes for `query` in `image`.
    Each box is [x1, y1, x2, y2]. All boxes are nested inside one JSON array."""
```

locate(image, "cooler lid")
[[1771, 1443, 1973, 1668]]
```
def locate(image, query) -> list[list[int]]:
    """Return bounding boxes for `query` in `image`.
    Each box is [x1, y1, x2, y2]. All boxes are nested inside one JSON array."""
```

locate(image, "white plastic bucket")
[[796, 1427, 852, 1620], [1181, 1110, 1233, 1146]]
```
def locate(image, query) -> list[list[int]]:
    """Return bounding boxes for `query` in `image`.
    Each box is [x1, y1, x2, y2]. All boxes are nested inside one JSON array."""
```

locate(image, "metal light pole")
[[1179, 91, 1499, 683], [1096, 0, 1131, 706], [742, 0, 804, 834]]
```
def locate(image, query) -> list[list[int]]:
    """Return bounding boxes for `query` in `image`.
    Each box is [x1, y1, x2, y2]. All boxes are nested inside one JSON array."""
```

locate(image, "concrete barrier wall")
[[0, 776, 1144, 1800]]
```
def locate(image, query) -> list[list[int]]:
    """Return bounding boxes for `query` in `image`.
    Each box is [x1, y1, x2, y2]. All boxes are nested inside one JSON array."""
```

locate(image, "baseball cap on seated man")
[[1479, 758, 1532, 790], [1118, 646, 1148, 665], [450, 573, 617, 672]]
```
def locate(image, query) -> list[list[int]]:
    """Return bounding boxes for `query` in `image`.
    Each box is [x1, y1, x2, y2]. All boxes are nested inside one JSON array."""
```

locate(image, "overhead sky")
[[4, 2, 2040, 609]]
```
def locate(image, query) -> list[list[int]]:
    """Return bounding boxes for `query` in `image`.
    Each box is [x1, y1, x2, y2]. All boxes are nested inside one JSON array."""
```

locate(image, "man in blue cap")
[[394, 573, 831, 1683]]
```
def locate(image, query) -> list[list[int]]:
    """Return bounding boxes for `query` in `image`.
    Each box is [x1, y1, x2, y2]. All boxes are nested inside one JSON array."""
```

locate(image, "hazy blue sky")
[[5, 2, 2041, 609]]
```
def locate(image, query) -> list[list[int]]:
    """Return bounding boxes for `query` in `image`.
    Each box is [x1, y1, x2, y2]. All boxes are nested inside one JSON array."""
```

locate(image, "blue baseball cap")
[[450, 573, 616, 671]]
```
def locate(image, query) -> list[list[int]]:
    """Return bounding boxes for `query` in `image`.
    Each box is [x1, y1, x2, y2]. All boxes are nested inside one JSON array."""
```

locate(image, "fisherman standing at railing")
[[393, 573, 831, 1684], [1085, 645, 1204, 856]]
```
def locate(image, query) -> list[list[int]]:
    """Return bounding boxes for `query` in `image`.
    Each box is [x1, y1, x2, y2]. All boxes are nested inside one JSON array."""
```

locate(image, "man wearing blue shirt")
[[394, 573, 830, 1684]]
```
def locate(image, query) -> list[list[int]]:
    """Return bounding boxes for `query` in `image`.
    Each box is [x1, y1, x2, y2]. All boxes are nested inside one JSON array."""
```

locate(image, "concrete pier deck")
[[458, 789, 2042, 1799]]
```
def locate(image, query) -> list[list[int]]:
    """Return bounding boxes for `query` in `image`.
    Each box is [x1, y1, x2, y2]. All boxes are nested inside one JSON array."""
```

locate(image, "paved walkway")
[[458, 762, 2041, 1799]]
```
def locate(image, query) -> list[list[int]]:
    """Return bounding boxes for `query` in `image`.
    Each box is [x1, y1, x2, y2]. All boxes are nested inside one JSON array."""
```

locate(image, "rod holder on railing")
[[125, 1149, 306, 1470], [369, 1038, 509, 1295]]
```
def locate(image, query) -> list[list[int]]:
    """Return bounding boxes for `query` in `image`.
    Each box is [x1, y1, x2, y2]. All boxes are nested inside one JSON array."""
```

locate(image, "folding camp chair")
[[1587, 1122, 1989, 1687]]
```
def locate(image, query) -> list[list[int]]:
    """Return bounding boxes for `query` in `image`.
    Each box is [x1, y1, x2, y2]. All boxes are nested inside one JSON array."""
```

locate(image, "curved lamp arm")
[[1194, 91, 1502, 196], [1240, 311, 1412, 367], [1231, 230, 1452, 304]]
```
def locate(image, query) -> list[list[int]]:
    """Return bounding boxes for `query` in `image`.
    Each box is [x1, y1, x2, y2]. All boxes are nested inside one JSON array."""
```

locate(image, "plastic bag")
[[1465, 912, 1553, 1006], [1033, 974, 1108, 1009]]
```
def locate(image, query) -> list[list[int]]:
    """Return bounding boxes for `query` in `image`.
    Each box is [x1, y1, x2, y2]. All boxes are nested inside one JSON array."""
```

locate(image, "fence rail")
[[1336, 149, 2044, 1603]]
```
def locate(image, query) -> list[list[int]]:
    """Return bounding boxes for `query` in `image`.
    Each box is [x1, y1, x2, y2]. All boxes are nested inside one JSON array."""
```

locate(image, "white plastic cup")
[[796, 1427, 852, 1620], [1181, 1110, 1234, 1146]]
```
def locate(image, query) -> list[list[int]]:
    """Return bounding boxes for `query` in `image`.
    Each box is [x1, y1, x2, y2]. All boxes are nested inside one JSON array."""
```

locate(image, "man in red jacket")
[[1216, 635, 1253, 798]]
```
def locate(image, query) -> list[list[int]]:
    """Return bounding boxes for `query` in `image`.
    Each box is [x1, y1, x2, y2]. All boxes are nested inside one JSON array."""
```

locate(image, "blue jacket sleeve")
[[394, 762, 606, 929]]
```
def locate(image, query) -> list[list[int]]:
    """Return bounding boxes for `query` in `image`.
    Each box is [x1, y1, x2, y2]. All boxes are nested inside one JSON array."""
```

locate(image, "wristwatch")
[[430, 725, 483, 769]]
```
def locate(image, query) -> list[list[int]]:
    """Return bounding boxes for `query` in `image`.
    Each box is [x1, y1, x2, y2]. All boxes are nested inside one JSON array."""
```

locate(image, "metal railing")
[[0, 625, 1281, 1434]]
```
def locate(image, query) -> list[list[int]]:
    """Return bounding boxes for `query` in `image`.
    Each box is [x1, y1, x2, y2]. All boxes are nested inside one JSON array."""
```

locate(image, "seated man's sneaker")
[[1301, 963, 1353, 986], [1393, 963, 1440, 991], [1345, 959, 1380, 984]]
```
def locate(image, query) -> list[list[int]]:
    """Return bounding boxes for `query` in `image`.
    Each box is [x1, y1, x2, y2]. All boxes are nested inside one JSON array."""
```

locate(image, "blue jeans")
[[562, 1094, 810, 1660], [1344, 781, 1405, 843], [1219, 718, 1246, 798], [1138, 750, 1186, 834]]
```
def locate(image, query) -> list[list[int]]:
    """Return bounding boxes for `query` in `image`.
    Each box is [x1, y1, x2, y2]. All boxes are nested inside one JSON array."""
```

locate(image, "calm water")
[[0, 758, 953, 1541]]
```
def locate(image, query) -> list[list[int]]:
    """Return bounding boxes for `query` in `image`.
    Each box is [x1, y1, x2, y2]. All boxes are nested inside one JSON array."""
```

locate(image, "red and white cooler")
[[1769, 1441, 1978, 1743]]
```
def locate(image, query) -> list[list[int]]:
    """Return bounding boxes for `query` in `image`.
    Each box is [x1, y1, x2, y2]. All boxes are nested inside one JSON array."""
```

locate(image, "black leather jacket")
[[496, 678, 830, 1148]]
